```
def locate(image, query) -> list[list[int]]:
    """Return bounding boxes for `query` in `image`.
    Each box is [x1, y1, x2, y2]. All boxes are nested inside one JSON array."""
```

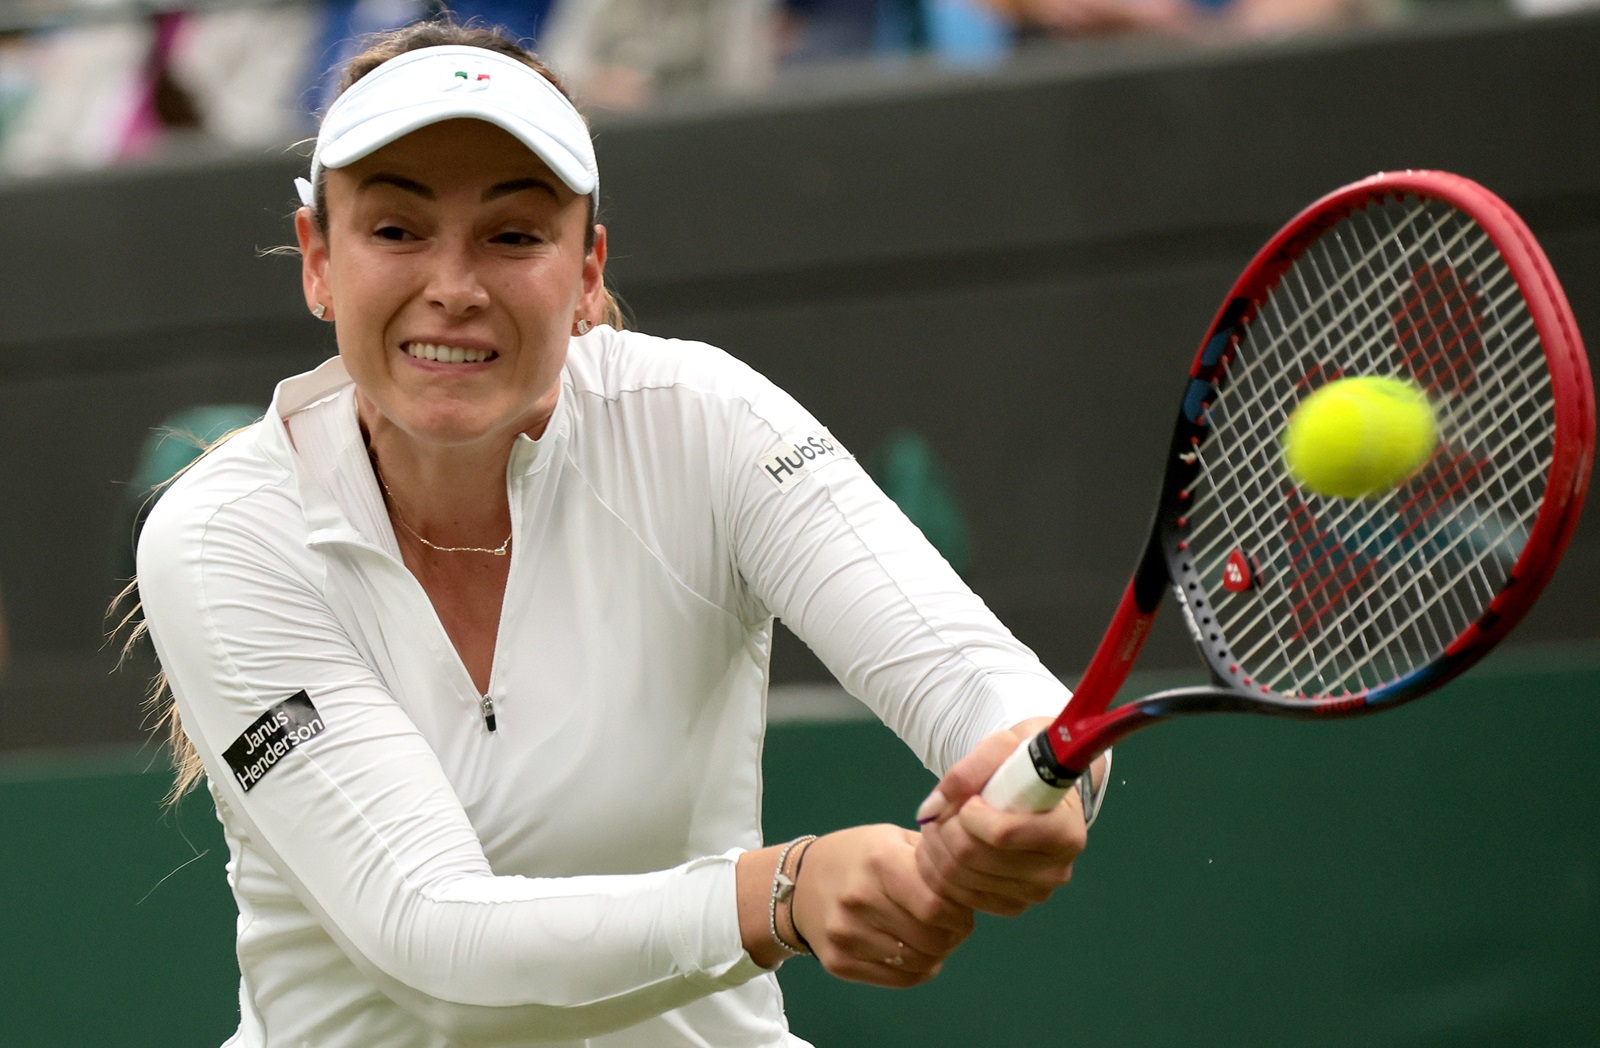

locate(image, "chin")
[[393, 403, 505, 447]]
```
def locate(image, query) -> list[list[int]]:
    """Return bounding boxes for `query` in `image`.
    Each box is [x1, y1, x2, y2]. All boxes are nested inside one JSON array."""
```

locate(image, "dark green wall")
[[4, 650, 1596, 1047]]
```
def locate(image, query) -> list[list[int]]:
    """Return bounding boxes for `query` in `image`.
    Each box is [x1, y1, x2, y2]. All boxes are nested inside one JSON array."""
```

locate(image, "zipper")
[[480, 694, 498, 733]]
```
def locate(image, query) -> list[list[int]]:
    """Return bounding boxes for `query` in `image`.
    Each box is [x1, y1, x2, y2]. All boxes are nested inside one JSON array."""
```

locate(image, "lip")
[[399, 338, 501, 371]]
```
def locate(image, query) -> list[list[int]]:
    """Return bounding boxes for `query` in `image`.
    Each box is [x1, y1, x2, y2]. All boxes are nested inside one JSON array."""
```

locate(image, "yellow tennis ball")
[[1282, 377, 1438, 499]]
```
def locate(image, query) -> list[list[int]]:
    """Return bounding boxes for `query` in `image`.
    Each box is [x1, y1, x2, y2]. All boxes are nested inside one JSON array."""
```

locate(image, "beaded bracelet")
[[768, 835, 817, 956], [786, 836, 816, 954]]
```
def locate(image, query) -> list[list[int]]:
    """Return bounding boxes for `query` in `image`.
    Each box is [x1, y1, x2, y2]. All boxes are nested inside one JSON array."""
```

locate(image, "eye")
[[374, 225, 415, 241], [491, 231, 543, 246]]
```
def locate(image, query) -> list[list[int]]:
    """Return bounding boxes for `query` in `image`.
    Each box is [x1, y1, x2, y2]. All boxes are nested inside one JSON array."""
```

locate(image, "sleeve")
[[136, 491, 765, 1045], [716, 376, 1073, 777]]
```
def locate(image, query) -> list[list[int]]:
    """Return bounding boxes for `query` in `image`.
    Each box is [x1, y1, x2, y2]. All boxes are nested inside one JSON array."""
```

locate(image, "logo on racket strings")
[[1223, 550, 1256, 592]]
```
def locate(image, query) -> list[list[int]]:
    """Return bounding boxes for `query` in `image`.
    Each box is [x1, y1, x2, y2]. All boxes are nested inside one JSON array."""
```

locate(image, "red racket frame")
[[1038, 170, 1594, 779]]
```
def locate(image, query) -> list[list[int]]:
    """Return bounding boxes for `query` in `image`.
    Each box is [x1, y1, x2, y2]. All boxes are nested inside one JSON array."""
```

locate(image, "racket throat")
[[1026, 730, 1083, 786]]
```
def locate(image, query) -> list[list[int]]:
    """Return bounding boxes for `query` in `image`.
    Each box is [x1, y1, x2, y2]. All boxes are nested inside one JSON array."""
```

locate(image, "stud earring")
[[312, 303, 327, 320], [575, 319, 592, 335]]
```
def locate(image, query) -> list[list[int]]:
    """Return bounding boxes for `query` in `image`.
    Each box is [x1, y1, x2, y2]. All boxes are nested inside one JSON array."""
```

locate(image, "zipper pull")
[[480, 694, 498, 733]]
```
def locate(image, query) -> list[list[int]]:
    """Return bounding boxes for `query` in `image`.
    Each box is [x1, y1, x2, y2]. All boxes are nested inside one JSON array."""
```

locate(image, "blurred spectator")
[[306, 2, 556, 115], [986, 0, 1187, 36], [777, 0, 1012, 66], [422, 0, 558, 38], [923, 0, 1014, 65], [0, 17, 155, 174], [1220, 0, 1390, 38], [304, 0, 429, 119], [0, 31, 36, 144], [778, 0, 901, 62], [1, 3, 322, 175], [771, 0, 1377, 69], [1, 0, 441, 178], [541, 0, 778, 110], [1510, 0, 1600, 12], [165, 3, 322, 152], [984, 0, 1390, 41], [0, 0, 1423, 174]]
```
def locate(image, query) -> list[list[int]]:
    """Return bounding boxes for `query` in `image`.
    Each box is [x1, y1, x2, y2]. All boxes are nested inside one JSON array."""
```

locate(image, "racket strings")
[[1261, 204, 1547, 689], [1261, 210, 1547, 682], [1185, 196, 1555, 698], [1395, 265, 1483, 393], [1264, 211, 1546, 689], [1197, 208, 1458, 687]]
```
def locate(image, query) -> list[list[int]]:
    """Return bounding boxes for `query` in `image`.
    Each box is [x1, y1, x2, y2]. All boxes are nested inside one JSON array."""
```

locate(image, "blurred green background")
[[4, 647, 1595, 1047]]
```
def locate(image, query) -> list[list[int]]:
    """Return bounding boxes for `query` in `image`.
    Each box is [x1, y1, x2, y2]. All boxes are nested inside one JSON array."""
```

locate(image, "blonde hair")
[[113, 595, 195, 807]]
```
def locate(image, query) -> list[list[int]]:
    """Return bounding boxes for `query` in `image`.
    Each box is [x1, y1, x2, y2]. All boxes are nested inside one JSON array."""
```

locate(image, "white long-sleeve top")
[[137, 327, 1073, 1048]]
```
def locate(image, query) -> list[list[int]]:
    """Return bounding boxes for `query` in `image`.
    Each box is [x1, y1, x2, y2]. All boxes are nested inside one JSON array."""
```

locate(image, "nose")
[[425, 239, 490, 317]]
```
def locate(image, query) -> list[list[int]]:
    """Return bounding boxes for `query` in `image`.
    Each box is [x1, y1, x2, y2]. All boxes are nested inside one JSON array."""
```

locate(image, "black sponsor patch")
[[223, 691, 325, 792]]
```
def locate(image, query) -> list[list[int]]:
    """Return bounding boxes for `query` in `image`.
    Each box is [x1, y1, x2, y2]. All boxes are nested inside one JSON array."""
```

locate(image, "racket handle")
[[980, 734, 1078, 814]]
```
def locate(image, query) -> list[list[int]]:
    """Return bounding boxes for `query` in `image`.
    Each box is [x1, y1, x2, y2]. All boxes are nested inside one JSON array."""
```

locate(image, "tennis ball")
[[1282, 376, 1438, 499]]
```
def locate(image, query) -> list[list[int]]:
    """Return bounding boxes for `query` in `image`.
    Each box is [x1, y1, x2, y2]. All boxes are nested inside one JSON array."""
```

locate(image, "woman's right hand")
[[788, 825, 975, 987]]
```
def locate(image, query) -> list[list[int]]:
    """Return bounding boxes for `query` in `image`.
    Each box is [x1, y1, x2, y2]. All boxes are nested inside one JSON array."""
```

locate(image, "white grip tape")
[[980, 737, 1072, 814]]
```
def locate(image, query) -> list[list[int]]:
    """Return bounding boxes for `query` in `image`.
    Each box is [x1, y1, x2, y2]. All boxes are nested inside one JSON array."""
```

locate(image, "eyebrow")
[[484, 177, 559, 202], [359, 173, 433, 198], [358, 173, 559, 203]]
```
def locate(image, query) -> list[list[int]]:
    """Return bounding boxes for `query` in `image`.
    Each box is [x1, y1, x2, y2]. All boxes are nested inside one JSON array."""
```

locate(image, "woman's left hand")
[[913, 718, 1096, 916]]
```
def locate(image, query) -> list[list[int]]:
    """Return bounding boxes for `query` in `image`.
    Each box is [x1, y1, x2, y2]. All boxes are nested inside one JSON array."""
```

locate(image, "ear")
[[295, 207, 333, 320], [578, 223, 608, 321]]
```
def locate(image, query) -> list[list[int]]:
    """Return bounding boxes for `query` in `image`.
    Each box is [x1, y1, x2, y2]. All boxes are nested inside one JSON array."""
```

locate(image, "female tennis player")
[[132, 19, 1107, 1048]]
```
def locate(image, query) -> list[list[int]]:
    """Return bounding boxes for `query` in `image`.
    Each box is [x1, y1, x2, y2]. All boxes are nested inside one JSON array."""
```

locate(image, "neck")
[[358, 398, 520, 551]]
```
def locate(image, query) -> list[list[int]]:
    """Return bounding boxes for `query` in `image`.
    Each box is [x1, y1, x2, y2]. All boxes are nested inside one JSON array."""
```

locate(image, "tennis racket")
[[983, 169, 1595, 814]]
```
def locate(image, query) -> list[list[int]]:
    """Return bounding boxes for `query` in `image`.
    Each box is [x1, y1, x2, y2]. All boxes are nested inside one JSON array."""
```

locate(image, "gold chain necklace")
[[375, 470, 511, 557]]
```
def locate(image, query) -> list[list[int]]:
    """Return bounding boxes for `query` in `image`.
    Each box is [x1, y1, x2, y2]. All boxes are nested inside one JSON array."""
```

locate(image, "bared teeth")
[[405, 342, 493, 363]]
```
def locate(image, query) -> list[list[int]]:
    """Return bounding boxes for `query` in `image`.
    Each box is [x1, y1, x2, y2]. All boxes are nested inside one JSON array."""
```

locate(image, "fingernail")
[[915, 788, 947, 825]]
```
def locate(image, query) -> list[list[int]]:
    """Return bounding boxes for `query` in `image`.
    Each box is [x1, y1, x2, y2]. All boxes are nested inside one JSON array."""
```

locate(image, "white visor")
[[296, 45, 597, 209]]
